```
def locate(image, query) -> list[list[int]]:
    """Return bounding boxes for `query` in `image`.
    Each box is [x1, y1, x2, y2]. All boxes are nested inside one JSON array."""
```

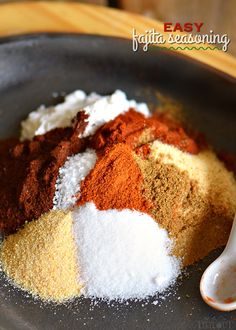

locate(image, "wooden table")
[[0, 1, 235, 78]]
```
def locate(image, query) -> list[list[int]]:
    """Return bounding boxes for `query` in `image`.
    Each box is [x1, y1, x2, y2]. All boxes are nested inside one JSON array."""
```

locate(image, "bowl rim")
[[0, 32, 235, 83]]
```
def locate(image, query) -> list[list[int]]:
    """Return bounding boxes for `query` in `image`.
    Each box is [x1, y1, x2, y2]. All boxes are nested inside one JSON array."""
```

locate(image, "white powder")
[[21, 90, 150, 140], [72, 203, 181, 300], [80, 90, 150, 138], [53, 149, 97, 210]]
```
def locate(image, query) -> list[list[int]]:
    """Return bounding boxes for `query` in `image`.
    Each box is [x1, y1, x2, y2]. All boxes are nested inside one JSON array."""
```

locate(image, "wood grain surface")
[[0, 1, 235, 78]]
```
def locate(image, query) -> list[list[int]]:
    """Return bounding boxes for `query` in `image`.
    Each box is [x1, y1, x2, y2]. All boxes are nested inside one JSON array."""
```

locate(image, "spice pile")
[[1, 90, 236, 303]]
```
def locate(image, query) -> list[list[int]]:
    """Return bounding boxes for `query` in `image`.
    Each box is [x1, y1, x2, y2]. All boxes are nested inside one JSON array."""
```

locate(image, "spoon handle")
[[224, 215, 236, 255]]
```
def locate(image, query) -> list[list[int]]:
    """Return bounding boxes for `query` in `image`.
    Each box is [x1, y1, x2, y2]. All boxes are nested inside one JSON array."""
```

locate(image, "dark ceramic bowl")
[[0, 34, 235, 330]]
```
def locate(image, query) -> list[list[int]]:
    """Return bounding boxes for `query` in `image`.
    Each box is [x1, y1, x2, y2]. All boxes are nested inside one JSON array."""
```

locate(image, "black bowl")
[[0, 34, 235, 330]]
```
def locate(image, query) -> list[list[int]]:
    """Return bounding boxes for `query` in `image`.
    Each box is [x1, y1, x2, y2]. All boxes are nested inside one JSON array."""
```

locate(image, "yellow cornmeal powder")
[[0, 210, 82, 302]]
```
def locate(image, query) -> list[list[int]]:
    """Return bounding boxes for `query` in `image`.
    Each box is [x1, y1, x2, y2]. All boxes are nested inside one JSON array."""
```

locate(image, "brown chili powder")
[[0, 113, 87, 234]]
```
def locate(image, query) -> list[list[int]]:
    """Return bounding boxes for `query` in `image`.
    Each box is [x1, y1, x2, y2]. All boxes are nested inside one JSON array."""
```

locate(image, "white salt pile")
[[72, 203, 181, 300], [21, 90, 150, 140], [53, 149, 97, 209]]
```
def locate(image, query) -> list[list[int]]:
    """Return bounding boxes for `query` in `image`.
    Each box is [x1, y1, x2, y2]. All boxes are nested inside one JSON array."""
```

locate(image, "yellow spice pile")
[[1, 210, 82, 302]]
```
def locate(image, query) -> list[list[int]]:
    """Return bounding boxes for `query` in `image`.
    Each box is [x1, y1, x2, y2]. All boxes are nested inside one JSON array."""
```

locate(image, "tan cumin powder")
[[0, 210, 82, 302]]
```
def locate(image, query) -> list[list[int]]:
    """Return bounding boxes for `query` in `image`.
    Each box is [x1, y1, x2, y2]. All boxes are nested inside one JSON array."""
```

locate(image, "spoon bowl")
[[200, 216, 236, 311]]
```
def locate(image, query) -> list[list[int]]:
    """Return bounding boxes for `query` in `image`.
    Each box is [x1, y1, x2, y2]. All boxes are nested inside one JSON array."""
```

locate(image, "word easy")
[[164, 22, 204, 33]]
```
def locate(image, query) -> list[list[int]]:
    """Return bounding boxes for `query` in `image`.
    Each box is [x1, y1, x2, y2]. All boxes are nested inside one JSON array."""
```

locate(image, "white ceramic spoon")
[[200, 215, 236, 311]]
